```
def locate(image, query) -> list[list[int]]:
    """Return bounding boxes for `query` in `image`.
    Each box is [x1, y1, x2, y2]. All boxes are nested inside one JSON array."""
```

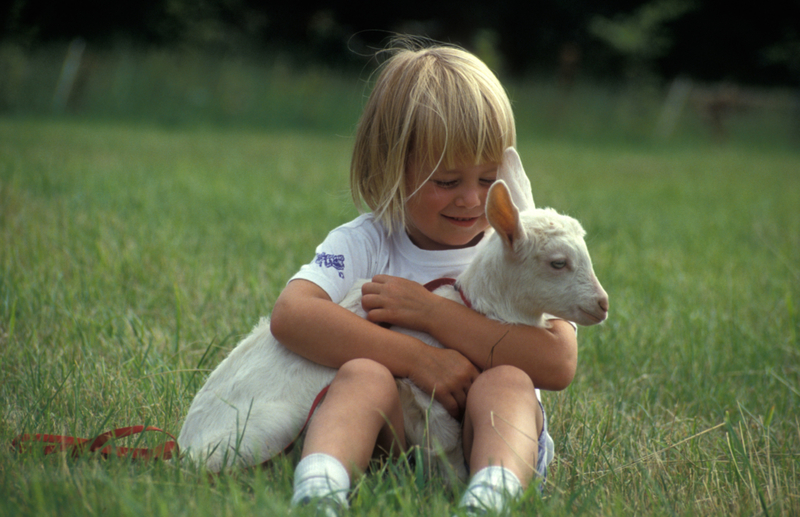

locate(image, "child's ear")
[[486, 180, 523, 250]]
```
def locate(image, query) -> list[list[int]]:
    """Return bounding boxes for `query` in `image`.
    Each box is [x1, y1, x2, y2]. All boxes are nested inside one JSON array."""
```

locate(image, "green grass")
[[1, 117, 799, 516]]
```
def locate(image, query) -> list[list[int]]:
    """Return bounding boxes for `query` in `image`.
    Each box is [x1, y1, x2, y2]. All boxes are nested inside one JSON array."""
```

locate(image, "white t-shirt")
[[290, 213, 490, 304]]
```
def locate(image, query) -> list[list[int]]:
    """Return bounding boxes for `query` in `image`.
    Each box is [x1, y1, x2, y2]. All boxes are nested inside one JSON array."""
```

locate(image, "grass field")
[[1, 116, 798, 516]]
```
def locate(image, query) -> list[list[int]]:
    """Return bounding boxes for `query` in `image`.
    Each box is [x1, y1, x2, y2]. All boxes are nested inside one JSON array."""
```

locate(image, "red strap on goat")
[[423, 278, 472, 309], [12, 425, 179, 460], [276, 384, 329, 458]]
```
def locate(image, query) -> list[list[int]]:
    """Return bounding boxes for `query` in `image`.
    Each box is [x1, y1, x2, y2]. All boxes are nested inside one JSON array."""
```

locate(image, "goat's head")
[[485, 176, 609, 327]]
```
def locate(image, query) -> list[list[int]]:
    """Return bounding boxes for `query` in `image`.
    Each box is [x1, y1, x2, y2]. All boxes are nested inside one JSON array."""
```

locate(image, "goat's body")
[[178, 279, 468, 480], [179, 149, 609, 480], [177, 316, 335, 471]]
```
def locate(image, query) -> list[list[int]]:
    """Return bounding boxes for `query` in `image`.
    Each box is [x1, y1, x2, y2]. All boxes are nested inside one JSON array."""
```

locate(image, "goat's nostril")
[[599, 298, 609, 312]]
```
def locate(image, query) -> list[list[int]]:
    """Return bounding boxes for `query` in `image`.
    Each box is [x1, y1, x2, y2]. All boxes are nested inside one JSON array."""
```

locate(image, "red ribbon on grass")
[[12, 425, 179, 460]]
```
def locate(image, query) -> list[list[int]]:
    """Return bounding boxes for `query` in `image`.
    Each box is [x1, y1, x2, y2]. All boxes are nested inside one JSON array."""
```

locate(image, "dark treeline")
[[2, 0, 798, 87]]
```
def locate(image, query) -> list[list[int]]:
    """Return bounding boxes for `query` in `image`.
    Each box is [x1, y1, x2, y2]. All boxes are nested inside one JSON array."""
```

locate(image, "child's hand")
[[360, 275, 439, 333], [410, 346, 479, 419], [361, 275, 479, 417]]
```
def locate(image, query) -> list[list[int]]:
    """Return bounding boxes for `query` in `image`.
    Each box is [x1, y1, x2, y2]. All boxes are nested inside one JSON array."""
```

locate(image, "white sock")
[[290, 453, 351, 508], [458, 466, 523, 513]]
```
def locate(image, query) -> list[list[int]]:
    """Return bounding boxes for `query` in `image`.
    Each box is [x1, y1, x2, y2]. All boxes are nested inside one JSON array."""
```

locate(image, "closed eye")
[[551, 260, 568, 270], [432, 175, 496, 189]]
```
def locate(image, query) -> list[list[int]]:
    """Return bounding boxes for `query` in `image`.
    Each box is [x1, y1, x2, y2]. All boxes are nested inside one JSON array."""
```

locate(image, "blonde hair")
[[350, 41, 516, 233]]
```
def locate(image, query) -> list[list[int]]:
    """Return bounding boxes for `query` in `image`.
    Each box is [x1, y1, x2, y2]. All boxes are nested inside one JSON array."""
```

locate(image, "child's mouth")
[[443, 215, 478, 227]]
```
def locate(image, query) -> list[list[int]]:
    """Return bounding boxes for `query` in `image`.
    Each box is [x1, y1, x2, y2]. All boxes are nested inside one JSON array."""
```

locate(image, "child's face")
[[405, 157, 499, 251]]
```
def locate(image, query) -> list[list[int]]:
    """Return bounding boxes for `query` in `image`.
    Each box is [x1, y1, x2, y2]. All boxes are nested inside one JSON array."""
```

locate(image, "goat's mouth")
[[578, 308, 608, 325]]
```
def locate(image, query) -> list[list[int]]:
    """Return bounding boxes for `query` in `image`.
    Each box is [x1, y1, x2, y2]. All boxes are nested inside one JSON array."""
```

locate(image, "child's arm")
[[361, 275, 577, 391], [269, 279, 480, 417]]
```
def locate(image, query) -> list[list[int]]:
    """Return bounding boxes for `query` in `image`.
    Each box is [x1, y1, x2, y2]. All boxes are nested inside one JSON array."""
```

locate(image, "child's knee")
[[472, 365, 535, 396], [334, 359, 399, 405], [337, 358, 394, 384], [465, 366, 538, 419]]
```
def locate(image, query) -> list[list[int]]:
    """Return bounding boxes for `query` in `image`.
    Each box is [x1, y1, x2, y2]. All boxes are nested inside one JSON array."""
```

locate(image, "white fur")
[[178, 147, 609, 481]]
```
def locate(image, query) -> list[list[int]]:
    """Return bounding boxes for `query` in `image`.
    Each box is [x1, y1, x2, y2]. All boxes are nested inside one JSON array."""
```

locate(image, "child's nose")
[[456, 186, 482, 208]]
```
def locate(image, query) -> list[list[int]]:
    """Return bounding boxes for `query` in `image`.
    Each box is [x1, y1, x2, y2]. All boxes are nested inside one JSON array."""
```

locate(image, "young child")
[[268, 42, 577, 514]]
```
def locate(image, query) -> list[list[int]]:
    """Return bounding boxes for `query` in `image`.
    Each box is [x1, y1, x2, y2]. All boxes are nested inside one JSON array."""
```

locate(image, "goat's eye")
[[551, 260, 567, 270]]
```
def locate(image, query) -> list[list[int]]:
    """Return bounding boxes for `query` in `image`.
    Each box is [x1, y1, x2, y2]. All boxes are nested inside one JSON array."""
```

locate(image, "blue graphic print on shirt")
[[315, 252, 345, 279]]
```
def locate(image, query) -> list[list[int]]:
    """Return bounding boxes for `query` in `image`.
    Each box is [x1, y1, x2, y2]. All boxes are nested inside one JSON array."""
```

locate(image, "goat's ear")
[[498, 147, 536, 212], [486, 180, 523, 250]]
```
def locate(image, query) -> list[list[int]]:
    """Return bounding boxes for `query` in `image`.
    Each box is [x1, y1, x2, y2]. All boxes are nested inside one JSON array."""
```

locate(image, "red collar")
[[423, 278, 472, 309]]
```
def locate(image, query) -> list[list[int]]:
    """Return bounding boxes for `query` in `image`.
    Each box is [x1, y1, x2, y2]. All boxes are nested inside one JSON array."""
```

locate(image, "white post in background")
[[655, 77, 692, 140], [53, 38, 86, 113]]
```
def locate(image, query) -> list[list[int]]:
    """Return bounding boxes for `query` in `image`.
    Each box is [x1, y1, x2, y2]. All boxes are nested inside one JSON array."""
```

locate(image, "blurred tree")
[[763, 30, 800, 83], [659, 0, 800, 85], [588, 0, 694, 81], [0, 0, 798, 86], [154, 0, 267, 52]]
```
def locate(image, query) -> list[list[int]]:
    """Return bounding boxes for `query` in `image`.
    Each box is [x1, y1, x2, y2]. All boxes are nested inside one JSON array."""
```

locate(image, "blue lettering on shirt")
[[315, 252, 345, 279]]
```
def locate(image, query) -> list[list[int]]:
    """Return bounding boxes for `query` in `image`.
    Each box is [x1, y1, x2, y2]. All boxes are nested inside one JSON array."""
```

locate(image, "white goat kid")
[[178, 147, 609, 481]]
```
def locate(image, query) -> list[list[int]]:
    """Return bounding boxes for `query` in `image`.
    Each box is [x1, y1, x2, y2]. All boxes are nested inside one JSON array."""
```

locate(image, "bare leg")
[[462, 365, 543, 487], [301, 358, 407, 477]]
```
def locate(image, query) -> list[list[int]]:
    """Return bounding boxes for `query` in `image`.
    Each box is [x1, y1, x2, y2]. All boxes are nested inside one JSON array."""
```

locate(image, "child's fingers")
[[361, 274, 401, 294], [439, 382, 470, 419], [437, 394, 460, 419], [360, 293, 382, 313], [430, 349, 478, 418], [361, 277, 438, 331], [369, 274, 393, 284]]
